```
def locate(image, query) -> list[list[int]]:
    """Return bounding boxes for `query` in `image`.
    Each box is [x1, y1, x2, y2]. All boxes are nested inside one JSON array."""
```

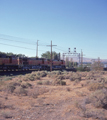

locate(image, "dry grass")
[[0, 71, 107, 119]]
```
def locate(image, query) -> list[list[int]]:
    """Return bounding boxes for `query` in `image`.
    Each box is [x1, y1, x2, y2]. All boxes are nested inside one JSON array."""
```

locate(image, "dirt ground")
[[0, 71, 107, 120]]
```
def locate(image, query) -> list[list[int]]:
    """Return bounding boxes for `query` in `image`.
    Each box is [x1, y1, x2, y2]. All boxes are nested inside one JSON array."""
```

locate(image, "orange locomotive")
[[0, 55, 22, 70], [0, 55, 66, 71]]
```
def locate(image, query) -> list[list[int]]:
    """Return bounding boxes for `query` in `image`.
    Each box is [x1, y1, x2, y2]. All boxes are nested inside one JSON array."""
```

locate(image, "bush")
[[37, 81, 43, 85], [4, 84, 16, 93], [52, 79, 66, 86], [88, 83, 104, 91], [40, 71, 47, 77], [2, 77, 13, 81], [0, 101, 5, 109], [42, 80, 51, 85], [14, 86, 28, 96], [1, 111, 12, 118], [70, 73, 81, 81], [22, 73, 40, 81], [87, 89, 107, 108], [56, 75, 65, 80], [21, 82, 32, 88], [81, 109, 105, 119], [28, 86, 49, 98]]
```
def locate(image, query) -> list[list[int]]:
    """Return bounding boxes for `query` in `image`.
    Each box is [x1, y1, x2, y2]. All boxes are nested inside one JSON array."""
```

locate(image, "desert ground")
[[0, 70, 107, 120]]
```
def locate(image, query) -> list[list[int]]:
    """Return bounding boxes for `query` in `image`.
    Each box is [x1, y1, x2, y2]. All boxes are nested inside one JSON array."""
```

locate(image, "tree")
[[41, 51, 60, 60], [0, 51, 27, 57], [91, 57, 103, 71]]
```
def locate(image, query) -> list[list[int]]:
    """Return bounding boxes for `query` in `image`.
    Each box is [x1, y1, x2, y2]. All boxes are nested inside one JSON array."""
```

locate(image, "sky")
[[0, 0, 107, 59]]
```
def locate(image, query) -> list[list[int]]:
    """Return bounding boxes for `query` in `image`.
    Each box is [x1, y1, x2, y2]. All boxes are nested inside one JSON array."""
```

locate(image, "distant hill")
[[63, 56, 107, 63]]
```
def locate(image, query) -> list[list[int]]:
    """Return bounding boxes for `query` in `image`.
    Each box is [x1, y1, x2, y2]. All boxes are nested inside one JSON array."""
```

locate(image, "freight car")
[[0, 55, 66, 71]]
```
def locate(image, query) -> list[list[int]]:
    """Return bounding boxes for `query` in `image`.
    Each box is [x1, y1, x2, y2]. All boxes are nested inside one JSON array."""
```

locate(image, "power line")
[[0, 33, 36, 42], [53, 46, 67, 53], [0, 43, 35, 50], [0, 38, 36, 45]]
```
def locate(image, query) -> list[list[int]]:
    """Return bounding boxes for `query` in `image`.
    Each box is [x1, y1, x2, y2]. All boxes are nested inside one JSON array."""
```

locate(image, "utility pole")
[[81, 49, 83, 68], [47, 41, 57, 72], [78, 53, 80, 66], [36, 40, 39, 58]]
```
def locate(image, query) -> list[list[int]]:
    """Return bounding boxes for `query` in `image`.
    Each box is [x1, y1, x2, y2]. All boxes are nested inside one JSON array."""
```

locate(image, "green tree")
[[41, 51, 60, 60]]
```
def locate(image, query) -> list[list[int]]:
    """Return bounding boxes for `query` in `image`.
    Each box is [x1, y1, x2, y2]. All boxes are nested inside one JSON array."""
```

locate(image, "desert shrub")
[[22, 73, 40, 81], [0, 81, 5, 86], [76, 91, 86, 97], [1, 111, 13, 118], [55, 71, 62, 75], [64, 75, 71, 79], [22, 74, 30, 81], [74, 101, 86, 111], [9, 82, 21, 86], [47, 72, 56, 78], [40, 71, 47, 77], [35, 75, 40, 80], [52, 79, 66, 86], [42, 80, 51, 85], [47, 71, 62, 78], [70, 73, 81, 81], [66, 87, 71, 91], [62, 71, 68, 75], [88, 83, 104, 91], [87, 89, 107, 108], [29, 76, 35, 81], [18, 75, 23, 79], [0, 101, 5, 109], [14, 86, 28, 96], [36, 71, 40, 75], [86, 71, 101, 80], [56, 75, 65, 80], [37, 81, 43, 85], [21, 82, 32, 88], [28, 86, 49, 98], [80, 72, 88, 77], [81, 109, 105, 119], [2, 77, 13, 81], [4, 84, 16, 93]]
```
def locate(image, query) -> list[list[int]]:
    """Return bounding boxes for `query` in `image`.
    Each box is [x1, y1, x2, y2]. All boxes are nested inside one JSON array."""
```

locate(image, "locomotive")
[[0, 55, 66, 71]]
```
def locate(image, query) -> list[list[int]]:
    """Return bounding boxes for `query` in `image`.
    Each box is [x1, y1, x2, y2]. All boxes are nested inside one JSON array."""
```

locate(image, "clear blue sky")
[[0, 0, 107, 59]]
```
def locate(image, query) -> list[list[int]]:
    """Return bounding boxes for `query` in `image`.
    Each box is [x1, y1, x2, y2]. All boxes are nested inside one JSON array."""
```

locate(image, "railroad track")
[[0, 68, 77, 76], [0, 69, 37, 76]]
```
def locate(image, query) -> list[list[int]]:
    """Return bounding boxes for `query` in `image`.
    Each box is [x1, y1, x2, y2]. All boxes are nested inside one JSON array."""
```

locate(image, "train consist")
[[0, 55, 66, 71]]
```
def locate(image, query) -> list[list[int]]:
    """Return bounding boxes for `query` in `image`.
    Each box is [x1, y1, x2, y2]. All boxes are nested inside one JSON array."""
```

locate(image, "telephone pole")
[[81, 49, 83, 68], [36, 40, 39, 58], [47, 41, 57, 72]]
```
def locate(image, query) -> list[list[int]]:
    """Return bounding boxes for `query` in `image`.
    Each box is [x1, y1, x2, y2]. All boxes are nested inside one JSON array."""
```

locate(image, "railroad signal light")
[[74, 48, 76, 53], [68, 48, 70, 53]]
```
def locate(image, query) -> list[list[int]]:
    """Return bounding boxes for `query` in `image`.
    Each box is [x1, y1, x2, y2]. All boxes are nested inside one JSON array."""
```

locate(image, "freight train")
[[0, 55, 66, 71]]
